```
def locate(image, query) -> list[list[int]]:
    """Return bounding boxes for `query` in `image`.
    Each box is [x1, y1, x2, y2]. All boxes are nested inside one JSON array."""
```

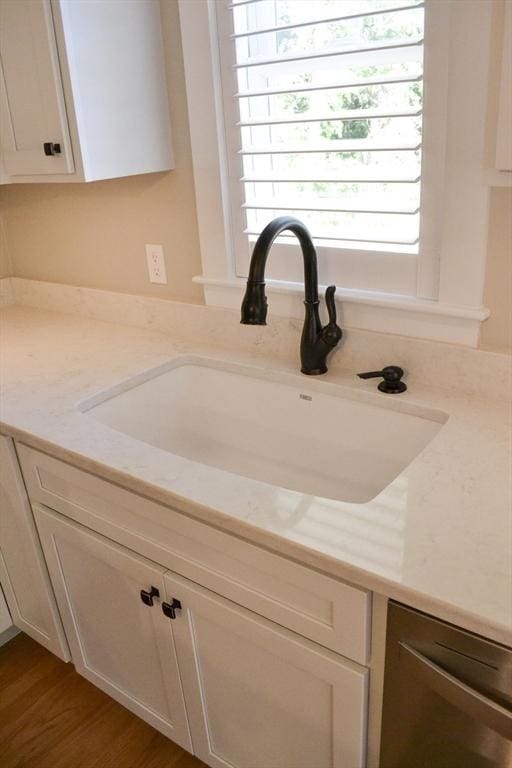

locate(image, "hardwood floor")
[[0, 633, 207, 768]]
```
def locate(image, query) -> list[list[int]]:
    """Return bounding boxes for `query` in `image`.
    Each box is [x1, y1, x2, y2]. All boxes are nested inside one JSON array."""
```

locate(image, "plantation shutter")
[[216, 0, 427, 296]]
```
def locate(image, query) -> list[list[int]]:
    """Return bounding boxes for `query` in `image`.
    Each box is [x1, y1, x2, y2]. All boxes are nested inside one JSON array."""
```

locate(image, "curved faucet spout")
[[240, 216, 342, 375], [246, 216, 319, 303]]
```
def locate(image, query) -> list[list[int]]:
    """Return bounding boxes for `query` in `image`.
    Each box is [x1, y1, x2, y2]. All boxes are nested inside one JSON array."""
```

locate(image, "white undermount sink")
[[80, 356, 447, 504]]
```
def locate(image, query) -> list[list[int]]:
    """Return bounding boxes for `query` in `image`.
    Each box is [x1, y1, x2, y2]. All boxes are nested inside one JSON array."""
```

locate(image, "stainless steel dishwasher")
[[380, 601, 512, 768]]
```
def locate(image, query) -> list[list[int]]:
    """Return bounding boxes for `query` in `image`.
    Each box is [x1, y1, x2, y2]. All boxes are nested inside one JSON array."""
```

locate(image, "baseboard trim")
[[0, 625, 20, 648]]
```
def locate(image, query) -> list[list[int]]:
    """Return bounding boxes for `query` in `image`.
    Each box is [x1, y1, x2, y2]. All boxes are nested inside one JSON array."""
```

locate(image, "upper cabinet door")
[[0, 0, 74, 176], [165, 571, 368, 768]]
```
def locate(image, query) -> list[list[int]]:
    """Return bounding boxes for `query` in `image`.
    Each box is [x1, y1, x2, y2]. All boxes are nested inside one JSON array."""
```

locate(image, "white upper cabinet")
[[0, 0, 74, 177], [0, 0, 173, 183]]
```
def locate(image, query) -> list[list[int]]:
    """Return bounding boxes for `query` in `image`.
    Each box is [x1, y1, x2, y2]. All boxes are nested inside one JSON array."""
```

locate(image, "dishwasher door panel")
[[380, 602, 512, 768]]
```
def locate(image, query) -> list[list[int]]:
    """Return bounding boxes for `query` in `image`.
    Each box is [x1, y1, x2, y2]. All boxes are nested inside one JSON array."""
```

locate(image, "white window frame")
[[179, 0, 492, 346]]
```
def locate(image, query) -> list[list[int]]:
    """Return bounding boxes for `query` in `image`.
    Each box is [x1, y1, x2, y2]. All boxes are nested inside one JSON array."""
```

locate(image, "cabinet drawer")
[[18, 444, 371, 664]]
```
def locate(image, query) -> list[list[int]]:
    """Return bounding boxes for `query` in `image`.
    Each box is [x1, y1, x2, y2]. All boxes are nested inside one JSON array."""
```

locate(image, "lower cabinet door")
[[164, 571, 368, 768], [0, 585, 12, 634], [34, 504, 192, 752], [0, 436, 68, 659]]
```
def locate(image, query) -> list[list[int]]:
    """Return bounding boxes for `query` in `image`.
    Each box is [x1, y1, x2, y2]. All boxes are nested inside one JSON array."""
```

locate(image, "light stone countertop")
[[1, 304, 511, 646]]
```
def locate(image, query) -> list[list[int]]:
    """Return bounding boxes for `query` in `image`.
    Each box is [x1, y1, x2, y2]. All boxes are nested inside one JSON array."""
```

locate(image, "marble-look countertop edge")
[[3, 420, 511, 649]]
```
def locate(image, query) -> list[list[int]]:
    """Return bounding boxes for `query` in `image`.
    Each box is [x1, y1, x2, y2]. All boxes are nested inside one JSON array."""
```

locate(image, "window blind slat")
[[238, 107, 421, 128], [244, 229, 419, 246], [235, 74, 422, 100], [228, 0, 266, 8], [234, 37, 423, 69], [242, 174, 421, 183], [242, 200, 419, 216], [243, 201, 420, 215], [239, 140, 422, 154], [230, 3, 423, 39]]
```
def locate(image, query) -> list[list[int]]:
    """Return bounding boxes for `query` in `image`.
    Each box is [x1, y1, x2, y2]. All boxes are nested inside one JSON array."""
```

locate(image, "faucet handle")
[[325, 285, 337, 325], [322, 285, 342, 348]]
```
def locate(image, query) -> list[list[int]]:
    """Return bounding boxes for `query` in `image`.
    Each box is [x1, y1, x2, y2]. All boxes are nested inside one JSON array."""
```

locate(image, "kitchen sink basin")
[[80, 357, 447, 503]]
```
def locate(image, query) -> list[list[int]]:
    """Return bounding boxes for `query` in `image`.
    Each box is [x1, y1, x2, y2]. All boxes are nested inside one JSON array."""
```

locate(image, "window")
[[219, 0, 425, 293], [179, 0, 494, 346]]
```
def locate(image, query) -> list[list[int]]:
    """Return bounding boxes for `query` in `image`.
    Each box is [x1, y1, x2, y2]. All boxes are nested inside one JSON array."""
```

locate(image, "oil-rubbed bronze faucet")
[[240, 216, 342, 375]]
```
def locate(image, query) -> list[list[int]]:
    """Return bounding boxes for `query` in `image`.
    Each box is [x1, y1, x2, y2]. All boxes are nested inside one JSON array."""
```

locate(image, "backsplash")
[[0, 277, 14, 306], [2, 276, 510, 402]]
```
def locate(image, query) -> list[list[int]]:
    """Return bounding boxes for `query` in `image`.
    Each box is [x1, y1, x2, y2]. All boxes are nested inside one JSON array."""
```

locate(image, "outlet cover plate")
[[146, 244, 167, 284]]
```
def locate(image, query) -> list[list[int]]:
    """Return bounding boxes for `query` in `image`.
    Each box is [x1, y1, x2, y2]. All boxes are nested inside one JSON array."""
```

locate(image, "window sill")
[[193, 276, 489, 347]]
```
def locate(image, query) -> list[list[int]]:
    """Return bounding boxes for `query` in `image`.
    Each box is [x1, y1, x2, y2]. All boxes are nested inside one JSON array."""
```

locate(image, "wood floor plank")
[[0, 657, 75, 742], [0, 633, 206, 768], [90, 714, 185, 768], [0, 634, 57, 705], [1, 670, 107, 768]]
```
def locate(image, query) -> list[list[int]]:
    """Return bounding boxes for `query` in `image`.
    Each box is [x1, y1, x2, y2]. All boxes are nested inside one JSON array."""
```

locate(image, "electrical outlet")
[[145, 244, 167, 284]]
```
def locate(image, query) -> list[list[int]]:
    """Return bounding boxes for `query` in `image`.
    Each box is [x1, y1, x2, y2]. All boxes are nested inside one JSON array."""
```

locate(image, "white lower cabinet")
[[0, 586, 12, 634], [167, 571, 368, 768], [34, 503, 368, 768], [0, 435, 68, 659], [34, 504, 192, 752]]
